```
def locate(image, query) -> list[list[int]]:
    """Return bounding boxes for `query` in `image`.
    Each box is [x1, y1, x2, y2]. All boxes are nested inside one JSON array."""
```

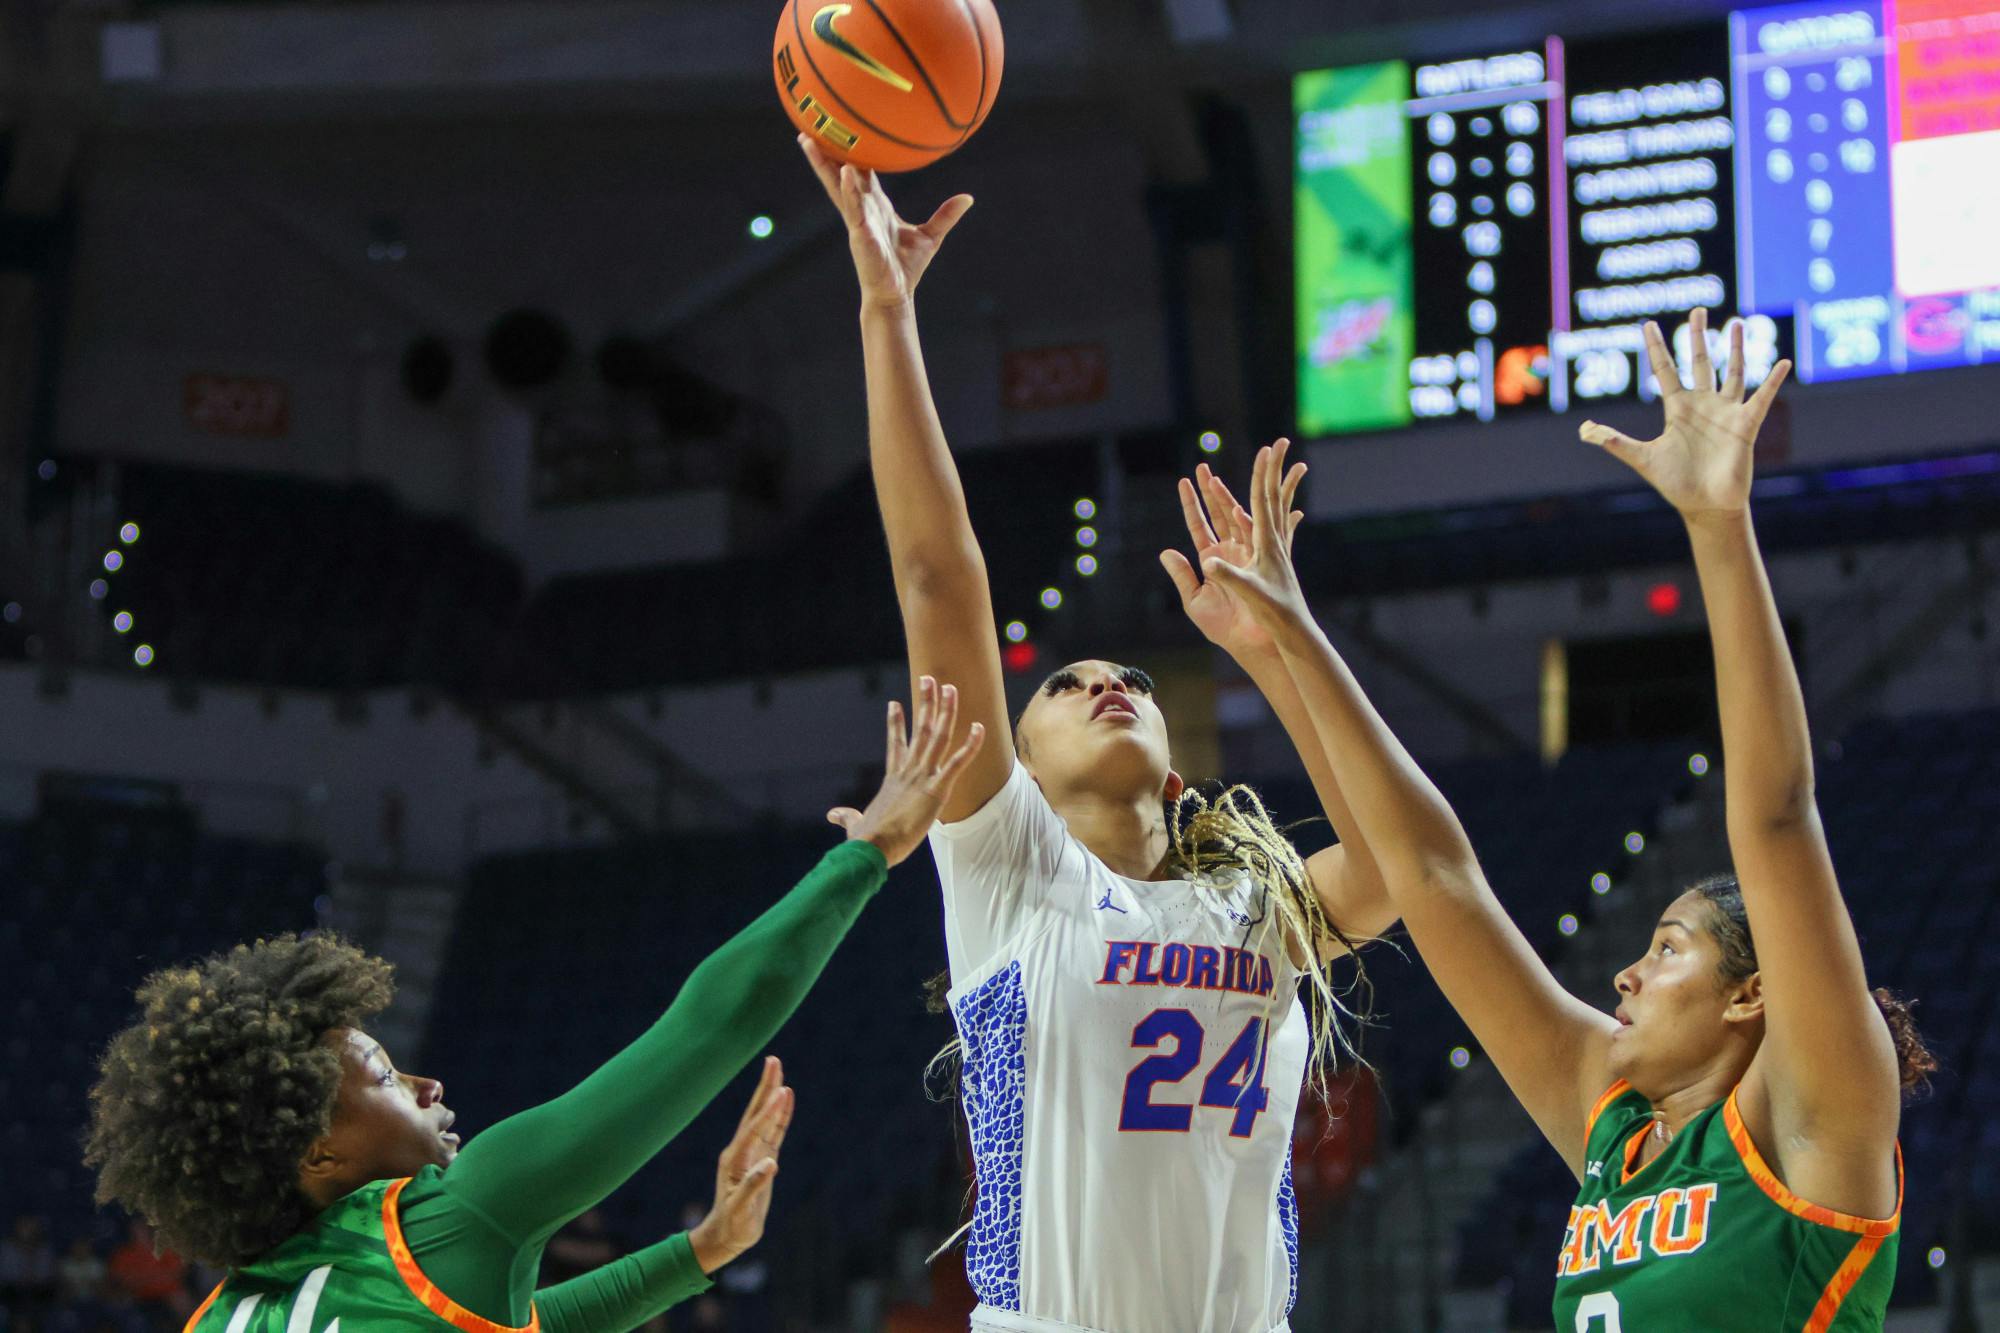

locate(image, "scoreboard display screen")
[[1295, 2, 2000, 436]]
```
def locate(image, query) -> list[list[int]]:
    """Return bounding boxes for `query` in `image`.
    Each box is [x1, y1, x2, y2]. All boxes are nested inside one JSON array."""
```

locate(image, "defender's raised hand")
[[826, 677, 986, 866], [1188, 441, 1316, 638], [687, 1056, 793, 1274], [1579, 309, 1792, 526], [799, 134, 973, 311], [1161, 455, 1307, 657]]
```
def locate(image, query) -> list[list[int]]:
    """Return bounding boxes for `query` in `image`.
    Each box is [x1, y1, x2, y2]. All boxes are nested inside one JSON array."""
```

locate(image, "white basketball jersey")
[[930, 761, 1308, 1333]]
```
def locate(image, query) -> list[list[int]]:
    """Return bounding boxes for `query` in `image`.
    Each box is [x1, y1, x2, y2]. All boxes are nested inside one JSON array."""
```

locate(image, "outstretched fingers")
[[1642, 321, 1681, 399], [1197, 465, 1251, 548], [933, 722, 987, 793], [920, 194, 975, 244], [1744, 358, 1793, 433], [1178, 476, 1220, 553], [1159, 548, 1203, 604], [1254, 441, 1290, 547], [733, 1057, 783, 1139], [885, 696, 909, 770], [1721, 317, 1746, 401], [798, 135, 849, 213], [916, 683, 960, 771], [1579, 419, 1651, 469], [1688, 307, 1715, 393]]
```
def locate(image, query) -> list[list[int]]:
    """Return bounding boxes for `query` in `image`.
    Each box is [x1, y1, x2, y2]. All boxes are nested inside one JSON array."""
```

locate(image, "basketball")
[[773, 0, 1004, 173]]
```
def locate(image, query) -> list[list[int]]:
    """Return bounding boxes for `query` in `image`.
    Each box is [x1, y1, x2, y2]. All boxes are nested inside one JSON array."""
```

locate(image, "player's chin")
[[1604, 1033, 1642, 1081]]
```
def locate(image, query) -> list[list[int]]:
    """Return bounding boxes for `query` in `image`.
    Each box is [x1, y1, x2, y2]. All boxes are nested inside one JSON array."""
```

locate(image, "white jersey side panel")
[[930, 761, 1307, 1333]]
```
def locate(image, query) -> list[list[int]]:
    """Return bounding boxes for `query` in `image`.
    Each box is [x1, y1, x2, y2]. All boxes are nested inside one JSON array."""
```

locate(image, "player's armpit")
[[1305, 844, 1398, 960]]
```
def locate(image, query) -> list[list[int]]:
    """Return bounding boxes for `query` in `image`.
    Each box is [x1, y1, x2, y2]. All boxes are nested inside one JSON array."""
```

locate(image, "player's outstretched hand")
[[798, 133, 972, 312], [688, 1056, 793, 1275], [826, 676, 986, 867], [1579, 308, 1792, 529], [1185, 441, 1316, 641], [1161, 454, 1308, 659]]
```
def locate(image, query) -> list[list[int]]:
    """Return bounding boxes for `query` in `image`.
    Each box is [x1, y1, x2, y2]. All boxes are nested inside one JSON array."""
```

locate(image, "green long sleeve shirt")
[[396, 839, 888, 1329]]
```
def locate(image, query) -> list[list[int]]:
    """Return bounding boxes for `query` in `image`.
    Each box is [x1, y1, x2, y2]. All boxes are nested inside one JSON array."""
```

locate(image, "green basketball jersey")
[[187, 1169, 536, 1333], [1551, 1082, 1900, 1333]]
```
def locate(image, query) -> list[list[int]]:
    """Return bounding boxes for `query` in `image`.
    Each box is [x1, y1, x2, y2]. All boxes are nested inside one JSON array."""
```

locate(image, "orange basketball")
[[774, 0, 1004, 173]]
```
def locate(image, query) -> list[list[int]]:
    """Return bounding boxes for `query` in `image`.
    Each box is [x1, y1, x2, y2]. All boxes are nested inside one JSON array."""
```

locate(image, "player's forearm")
[[1235, 644, 1383, 882], [1685, 512, 1816, 827], [1268, 618, 1479, 887], [534, 1234, 711, 1333], [443, 841, 888, 1243], [860, 300, 985, 586]]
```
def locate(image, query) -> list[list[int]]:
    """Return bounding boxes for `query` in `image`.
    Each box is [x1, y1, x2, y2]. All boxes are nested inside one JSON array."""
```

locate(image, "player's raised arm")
[[800, 136, 1010, 822], [1583, 315, 1900, 1192], [1199, 444, 1618, 1172], [1160, 454, 1396, 954], [435, 682, 983, 1258]]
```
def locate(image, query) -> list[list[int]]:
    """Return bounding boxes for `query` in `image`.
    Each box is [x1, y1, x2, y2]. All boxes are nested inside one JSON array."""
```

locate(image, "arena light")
[[1040, 587, 1063, 610], [1076, 526, 1098, 548], [2, 602, 20, 624], [1928, 1247, 1947, 1270], [1688, 753, 1710, 777], [1198, 431, 1222, 454], [113, 611, 133, 633], [1558, 914, 1580, 937], [1074, 498, 1097, 520], [1624, 831, 1646, 854], [1590, 872, 1611, 895], [103, 550, 124, 572], [1004, 620, 1029, 643], [36, 459, 55, 481], [1002, 640, 1039, 674], [1448, 1046, 1470, 1069], [133, 644, 155, 667], [1076, 554, 1099, 576], [748, 215, 775, 240], [120, 522, 141, 544], [88, 580, 108, 600], [1646, 581, 1683, 617]]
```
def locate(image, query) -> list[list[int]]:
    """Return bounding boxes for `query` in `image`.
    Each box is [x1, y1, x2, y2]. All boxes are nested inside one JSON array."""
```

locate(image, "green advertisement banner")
[[1295, 61, 1415, 436]]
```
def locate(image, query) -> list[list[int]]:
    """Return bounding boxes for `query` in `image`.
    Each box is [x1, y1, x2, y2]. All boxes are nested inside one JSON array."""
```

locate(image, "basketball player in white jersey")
[[800, 139, 1398, 1333]]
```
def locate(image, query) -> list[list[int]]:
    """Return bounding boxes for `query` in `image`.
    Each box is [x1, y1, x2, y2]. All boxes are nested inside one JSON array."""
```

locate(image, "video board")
[[1295, 2, 2000, 436]]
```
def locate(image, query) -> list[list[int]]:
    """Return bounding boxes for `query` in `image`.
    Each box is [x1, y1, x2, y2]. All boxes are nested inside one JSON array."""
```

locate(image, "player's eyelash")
[[1119, 667, 1155, 695], [1042, 669, 1082, 696]]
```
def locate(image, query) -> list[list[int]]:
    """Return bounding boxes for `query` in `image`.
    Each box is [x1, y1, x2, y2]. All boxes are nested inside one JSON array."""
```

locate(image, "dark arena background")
[[2, 0, 1998, 1329]]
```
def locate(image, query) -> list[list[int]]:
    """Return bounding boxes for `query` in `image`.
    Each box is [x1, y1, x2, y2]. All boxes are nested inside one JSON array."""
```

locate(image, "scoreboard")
[[1295, 2, 2000, 437]]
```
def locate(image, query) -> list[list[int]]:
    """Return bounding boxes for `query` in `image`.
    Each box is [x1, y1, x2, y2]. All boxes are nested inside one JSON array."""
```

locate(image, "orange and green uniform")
[[1553, 1081, 1901, 1332], [186, 840, 890, 1333]]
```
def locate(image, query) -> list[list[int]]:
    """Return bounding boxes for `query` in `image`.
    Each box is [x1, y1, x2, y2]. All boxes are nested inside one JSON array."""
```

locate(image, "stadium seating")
[[0, 800, 327, 1243], [42, 441, 2000, 697]]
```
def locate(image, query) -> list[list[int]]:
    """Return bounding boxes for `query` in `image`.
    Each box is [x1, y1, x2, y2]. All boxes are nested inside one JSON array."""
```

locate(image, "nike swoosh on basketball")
[[811, 4, 916, 93]]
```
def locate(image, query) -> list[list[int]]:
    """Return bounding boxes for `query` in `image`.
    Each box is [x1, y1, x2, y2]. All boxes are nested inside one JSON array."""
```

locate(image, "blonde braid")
[[1161, 783, 1374, 1110]]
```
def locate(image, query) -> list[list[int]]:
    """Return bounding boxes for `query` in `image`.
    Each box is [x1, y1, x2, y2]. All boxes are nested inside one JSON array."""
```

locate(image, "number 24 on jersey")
[[1119, 1009, 1271, 1137]]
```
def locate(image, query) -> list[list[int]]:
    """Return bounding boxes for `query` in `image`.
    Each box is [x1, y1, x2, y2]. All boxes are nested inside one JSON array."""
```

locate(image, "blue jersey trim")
[[956, 962, 1029, 1311], [1278, 1151, 1299, 1313]]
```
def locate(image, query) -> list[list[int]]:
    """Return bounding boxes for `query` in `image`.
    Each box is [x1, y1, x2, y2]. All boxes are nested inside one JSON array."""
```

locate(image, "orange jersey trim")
[[383, 1177, 541, 1333], [184, 1281, 224, 1332], [1585, 1079, 1634, 1137], [1803, 1231, 1890, 1332], [1721, 1090, 1902, 1238], [1619, 1121, 1654, 1186]]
